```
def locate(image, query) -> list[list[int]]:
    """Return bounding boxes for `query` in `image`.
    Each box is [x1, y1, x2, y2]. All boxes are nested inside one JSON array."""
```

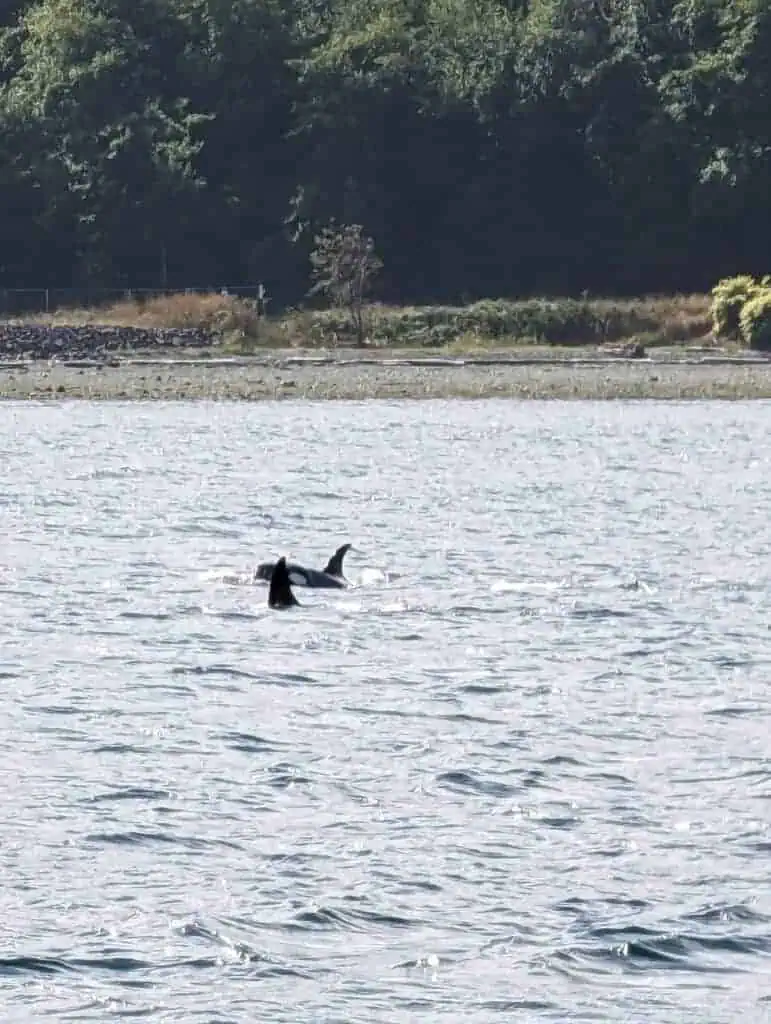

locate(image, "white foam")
[[491, 578, 562, 594], [380, 599, 410, 613], [199, 568, 255, 586], [359, 567, 388, 585]]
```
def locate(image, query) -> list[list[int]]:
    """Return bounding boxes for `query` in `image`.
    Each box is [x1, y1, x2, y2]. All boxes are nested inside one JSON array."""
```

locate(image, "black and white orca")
[[254, 543, 352, 590], [268, 556, 299, 609]]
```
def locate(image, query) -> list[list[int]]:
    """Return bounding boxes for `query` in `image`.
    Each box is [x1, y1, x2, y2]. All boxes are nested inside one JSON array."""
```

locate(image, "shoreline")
[[2, 351, 770, 401]]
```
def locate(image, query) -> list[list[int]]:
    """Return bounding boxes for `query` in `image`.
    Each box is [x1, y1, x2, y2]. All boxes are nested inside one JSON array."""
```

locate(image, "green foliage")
[[299, 295, 705, 348], [739, 288, 771, 351], [710, 275, 761, 338], [0, 0, 209, 282], [0, 0, 769, 301]]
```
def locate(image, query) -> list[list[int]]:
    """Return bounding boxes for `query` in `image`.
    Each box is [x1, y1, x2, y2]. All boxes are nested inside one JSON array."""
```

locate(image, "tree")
[[1, 0, 207, 285], [308, 222, 382, 344]]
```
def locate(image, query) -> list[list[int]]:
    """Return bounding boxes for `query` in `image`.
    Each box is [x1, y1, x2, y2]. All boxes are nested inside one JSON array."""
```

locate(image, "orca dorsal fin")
[[323, 543, 351, 578], [268, 556, 299, 609]]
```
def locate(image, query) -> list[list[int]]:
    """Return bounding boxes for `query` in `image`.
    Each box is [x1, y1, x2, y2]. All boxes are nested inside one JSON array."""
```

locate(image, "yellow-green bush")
[[739, 288, 771, 351], [710, 275, 760, 338]]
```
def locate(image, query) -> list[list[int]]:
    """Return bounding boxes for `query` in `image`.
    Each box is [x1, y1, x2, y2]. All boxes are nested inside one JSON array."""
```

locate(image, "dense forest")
[[0, 0, 769, 306]]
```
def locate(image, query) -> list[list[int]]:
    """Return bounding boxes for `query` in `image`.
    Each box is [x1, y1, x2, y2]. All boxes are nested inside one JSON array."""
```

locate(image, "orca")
[[254, 543, 352, 590], [268, 556, 299, 609]]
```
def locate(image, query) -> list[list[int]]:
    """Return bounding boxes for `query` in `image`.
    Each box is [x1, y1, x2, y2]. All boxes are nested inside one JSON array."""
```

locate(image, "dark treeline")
[[0, 0, 769, 306]]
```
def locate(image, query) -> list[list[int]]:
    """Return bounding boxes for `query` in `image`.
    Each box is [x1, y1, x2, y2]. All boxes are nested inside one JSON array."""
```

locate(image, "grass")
[[15, 290, 720, 354]]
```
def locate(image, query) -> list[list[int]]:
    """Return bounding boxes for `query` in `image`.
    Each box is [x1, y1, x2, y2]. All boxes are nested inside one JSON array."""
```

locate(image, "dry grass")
[[32, 291, 308, 349], [40, 291, 263, 336], [589, 293, 712, 346], [20, 290, 716, 352]]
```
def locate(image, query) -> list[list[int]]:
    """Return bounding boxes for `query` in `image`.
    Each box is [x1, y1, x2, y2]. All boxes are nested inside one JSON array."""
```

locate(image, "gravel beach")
[[0, 322, 768, 400], [2, 354, 771, 401]]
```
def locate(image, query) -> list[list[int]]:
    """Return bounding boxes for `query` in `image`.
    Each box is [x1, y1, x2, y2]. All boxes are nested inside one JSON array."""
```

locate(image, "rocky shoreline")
[[1, 323, 770, 401], [0, 324, 212, 360]]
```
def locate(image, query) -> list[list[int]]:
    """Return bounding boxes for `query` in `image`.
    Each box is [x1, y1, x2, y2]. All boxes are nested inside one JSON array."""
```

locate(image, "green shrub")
[[288, 295, 715, 348], [710, 275, 760, 338], [300, 298, 615, 347], [739, 289, 771, 351], [457, 298, 605, 344]]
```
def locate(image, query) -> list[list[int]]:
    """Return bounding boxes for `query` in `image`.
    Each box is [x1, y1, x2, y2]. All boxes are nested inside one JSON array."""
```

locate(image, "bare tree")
[[308, 223, 382, 345]]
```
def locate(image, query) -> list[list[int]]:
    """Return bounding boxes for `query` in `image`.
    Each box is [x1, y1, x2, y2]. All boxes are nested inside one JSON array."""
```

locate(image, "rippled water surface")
[[1, 399, 770, 1022]]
